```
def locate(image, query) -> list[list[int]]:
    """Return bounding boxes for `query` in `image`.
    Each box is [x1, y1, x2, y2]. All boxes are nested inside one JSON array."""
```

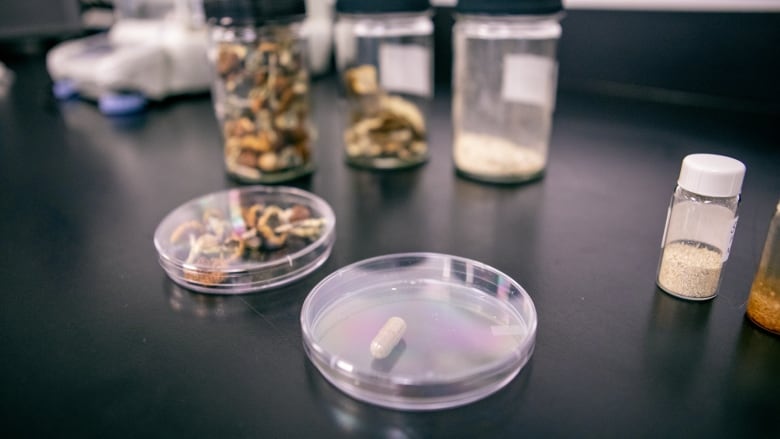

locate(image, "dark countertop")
[[1, 57, 779, 438]]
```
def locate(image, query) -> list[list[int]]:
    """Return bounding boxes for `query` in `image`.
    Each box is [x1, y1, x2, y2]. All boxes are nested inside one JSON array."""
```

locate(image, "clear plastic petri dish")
[[300, 253, 537, 410], [154, 186, 335, 294]]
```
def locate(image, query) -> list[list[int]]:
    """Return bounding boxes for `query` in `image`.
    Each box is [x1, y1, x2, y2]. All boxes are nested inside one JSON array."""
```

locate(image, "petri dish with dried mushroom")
[[154, 186, 335, 294]]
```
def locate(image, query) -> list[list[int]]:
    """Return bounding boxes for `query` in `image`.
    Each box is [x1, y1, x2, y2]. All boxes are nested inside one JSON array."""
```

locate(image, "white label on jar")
[[723, 216, 739, 262], [379, 44, 431, 97], [501, 54, 557, 107]]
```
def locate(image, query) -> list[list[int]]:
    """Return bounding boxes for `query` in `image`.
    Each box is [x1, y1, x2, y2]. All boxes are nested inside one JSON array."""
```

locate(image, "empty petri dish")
[[300, 253, 537, 410], [154, 186, 335, 294]]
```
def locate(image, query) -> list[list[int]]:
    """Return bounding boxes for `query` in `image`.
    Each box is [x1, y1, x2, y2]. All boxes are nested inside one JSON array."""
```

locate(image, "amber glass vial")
[[746, 201, 780, 334]]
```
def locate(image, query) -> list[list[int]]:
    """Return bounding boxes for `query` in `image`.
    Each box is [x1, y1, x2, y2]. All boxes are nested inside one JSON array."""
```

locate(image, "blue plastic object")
[[52, 80, 79, 100], [98, 92, 147, 116]]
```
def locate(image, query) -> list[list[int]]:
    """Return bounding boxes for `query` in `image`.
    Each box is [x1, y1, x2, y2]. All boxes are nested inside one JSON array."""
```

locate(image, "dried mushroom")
[[343, 64, 427, 165], [215, 27, 311, 182], [345, 65, 379, 96], [169, 202, 326, 286]]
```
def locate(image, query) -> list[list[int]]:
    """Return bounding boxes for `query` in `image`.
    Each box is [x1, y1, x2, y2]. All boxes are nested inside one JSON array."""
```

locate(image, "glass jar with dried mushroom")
[[334, 0, 433, 169], [746, 200, 780, 335], [204, 0, 314, 183]]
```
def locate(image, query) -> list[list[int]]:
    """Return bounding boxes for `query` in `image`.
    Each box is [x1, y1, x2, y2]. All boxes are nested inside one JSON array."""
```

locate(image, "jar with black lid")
[[204, 0, 314, 183], [452, 0, 563, 183], [334, 0, 433, 169]]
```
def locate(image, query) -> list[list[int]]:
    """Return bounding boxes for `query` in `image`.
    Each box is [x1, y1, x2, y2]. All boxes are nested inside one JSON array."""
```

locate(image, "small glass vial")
[[452, 0, 563, 183], [334, 0, 433, 169], [657, 154, 746, 301], [746, 200, 780, 334], [204, 0, 314, 183]]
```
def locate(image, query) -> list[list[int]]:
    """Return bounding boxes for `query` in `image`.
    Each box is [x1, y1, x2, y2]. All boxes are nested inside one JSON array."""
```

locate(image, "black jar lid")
[[456, 0, 563, 15], [204, 0, 306, 25], [336, 0, 430, 14]]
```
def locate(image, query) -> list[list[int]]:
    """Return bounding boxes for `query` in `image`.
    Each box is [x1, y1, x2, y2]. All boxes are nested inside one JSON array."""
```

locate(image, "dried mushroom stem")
[[274, 218, 326, 238], [170, 220, 204, 244]]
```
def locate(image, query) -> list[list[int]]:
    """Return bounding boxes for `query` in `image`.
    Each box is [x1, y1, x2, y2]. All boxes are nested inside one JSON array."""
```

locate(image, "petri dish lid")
[[300, 253, 537, 411], [154, 186, 335, 294]]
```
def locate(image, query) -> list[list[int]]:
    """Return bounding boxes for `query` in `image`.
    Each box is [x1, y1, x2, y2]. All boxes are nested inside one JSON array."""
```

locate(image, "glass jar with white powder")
[[657, 154, 746, 301], [452, 0, 563, 183]]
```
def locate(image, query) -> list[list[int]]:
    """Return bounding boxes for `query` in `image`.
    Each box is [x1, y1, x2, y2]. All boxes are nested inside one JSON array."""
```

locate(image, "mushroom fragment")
[[169, 201, 326, 286]]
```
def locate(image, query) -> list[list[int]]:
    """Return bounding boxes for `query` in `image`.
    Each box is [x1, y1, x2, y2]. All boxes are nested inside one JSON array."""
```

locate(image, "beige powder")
[[454, 132, 545, 178], [658, 241, 723, 299]]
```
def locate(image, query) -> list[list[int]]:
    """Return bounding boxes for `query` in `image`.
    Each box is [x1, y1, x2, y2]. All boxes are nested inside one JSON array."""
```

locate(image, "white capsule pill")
[[370, 316, 407, 359]]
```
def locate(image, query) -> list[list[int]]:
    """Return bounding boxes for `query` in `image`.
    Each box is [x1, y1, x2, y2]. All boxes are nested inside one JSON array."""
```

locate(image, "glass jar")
[[334, 0, 433, 169], [204, 0, 314, 183], [746, 200, 780, 334], [452, 0, 563, 183], [657, 154, 746, 301]]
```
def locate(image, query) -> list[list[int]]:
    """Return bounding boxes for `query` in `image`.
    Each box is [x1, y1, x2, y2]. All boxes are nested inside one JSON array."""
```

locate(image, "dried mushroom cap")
[[240, 134, 272, 152], [258, 42, 278, 53], [242, 204, 265, 229], [345, 65, 379, 96], [346, 117, 384, 138], [222, 117, 256, 137], [250, 205, 288, 250], [258, 223, 288, 250], [217, 48, 241, 76], [379, 95, 426, 135], [287, 204, 311, 222], [258, 152, 278, 171], [409, 141, 427, 154], [237, 149, 260, 167], [256, 205, 284, 227]]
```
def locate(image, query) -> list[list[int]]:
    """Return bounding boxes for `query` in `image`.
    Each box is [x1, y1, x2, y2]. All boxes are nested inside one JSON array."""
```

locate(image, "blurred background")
[[0, 0, 778, 112]]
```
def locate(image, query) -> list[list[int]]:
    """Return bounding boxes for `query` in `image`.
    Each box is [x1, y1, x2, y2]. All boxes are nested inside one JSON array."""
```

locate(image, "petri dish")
[[154, 186, 335, 294], [300, 253, 537, 411]]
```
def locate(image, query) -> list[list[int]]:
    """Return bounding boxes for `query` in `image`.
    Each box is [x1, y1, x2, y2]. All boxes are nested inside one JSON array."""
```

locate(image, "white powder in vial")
[[454, 132, 545, 179], [657, 240, 723, 299]]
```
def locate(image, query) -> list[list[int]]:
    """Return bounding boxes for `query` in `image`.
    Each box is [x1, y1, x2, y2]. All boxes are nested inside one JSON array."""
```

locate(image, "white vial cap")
[[678, 154, 745, 197]]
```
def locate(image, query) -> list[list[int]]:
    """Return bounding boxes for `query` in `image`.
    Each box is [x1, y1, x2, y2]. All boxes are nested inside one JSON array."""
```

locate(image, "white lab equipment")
[[47, 0, 333, 115], [47, 0, 212, 115]]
